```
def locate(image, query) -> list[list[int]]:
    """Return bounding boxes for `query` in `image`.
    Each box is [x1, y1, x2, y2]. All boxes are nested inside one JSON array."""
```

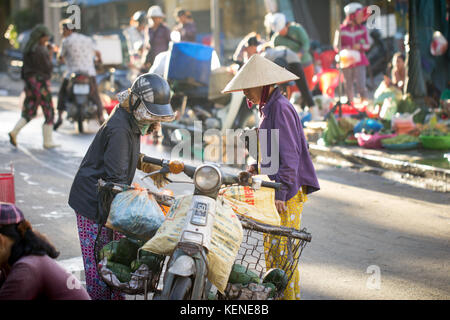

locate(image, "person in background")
[[8, 25, 59, 149], [68, 73, 175, 300], [232, 32, 261, 66], [0, 202, 90, 300], [54, 19, 105, 131], [173, 8, 197, 42], [144, 5, 171, 69], [260, 42, 316, 110], [334, 2, 370, 104], [123, 11, 148, 74], [390, 52, 406, 90], [269, 13, 315, 91], [222, 55, 320, 300]]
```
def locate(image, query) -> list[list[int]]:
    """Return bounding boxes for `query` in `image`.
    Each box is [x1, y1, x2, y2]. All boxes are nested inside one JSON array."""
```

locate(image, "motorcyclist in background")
[[54, 19, 105, 131], [123, 10, 148, 75]]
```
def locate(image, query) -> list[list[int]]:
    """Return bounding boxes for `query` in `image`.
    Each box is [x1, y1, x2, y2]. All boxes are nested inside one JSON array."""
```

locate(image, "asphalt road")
[[0, 94, 449, 300]]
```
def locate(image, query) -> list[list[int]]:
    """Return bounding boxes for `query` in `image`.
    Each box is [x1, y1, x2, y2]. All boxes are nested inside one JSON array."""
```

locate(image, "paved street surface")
[[0, 94, 449, 300]]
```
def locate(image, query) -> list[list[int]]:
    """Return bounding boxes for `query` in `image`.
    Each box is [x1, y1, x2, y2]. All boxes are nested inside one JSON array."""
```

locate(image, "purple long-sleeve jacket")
[[258, 88, 320, 201]]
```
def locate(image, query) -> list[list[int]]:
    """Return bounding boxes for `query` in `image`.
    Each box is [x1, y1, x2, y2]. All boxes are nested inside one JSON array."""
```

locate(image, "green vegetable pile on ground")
[[381, 134, 420, 145], [420, 129, 449, 137]]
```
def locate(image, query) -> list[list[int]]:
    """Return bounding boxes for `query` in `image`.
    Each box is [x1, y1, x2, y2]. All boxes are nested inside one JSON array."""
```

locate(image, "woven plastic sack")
[[142, 195, 243, 294], [106, 189, 165, 241], [220, 184, 281, 227]]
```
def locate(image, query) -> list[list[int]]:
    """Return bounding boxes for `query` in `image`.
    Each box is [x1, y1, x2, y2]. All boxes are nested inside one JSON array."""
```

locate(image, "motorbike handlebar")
[[142, 156, 282, 190], [142, 156, 163, 166], [261, 180, 282, 190]]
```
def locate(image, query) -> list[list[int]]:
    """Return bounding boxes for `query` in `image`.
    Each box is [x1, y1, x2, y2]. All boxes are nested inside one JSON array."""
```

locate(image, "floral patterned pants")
[[76, 213, 125, 300], [21, 75, 54, 124], [264, 187, 307, 300]]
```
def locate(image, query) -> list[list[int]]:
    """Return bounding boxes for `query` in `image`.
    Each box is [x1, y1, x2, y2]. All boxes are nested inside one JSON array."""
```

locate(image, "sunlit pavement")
[[1, 94, 449, 300]]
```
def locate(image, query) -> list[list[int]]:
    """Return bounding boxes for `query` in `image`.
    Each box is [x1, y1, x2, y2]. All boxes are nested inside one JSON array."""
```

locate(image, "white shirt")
[[60, 32, 97, 77]]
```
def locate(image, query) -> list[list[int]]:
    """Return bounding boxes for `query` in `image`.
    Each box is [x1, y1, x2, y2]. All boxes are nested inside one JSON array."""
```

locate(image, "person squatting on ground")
[[222, 55, 320, 300], [54, 19, 105, 131], [334, 2, 370, 104], [68, 73, 175, 300], [0, 202, 90, 300], [8, 25, 59, 149]]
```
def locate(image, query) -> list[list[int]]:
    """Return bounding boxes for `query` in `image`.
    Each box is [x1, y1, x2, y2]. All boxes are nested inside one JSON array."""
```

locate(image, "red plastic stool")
[[0, 164, 15, 204]]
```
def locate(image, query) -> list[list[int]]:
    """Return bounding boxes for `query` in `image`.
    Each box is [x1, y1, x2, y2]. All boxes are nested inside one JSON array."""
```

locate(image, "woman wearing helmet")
[[334, 2, 370, 104], [68, 73, 175, 300], [222, 55, 320, 300]]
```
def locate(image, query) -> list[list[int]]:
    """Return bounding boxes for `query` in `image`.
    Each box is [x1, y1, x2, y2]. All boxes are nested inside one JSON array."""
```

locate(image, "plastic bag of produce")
[[356, 132, 397, 149], [338, 49, 361, 69], [142, 195, 243, 294], [106, 189, 165, 241], [353, 118, 384, 134], [98, 237, 140, 266]]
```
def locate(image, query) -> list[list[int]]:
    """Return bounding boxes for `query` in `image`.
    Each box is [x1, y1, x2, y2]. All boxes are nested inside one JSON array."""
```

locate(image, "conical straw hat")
[[222, 54, 299, 93]]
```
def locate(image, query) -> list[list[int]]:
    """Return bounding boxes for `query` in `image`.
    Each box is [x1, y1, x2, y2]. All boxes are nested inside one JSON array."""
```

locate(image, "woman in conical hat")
[[223, 54, 320, 300]]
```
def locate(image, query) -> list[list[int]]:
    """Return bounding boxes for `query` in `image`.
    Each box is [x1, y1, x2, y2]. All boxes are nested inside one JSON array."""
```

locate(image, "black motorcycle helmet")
[[129, 73, 175, 118]]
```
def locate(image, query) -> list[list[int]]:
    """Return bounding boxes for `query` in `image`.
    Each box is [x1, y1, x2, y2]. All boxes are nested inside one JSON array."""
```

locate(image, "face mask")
[[137, 123, 151, 136]]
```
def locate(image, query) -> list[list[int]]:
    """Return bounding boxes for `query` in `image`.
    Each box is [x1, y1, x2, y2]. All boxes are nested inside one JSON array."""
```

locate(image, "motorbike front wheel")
[[169, 276, 192, 300]]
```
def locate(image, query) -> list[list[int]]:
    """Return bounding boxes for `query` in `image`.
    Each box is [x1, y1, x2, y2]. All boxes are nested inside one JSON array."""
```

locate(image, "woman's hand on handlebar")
[[137, 154, 169, 189]]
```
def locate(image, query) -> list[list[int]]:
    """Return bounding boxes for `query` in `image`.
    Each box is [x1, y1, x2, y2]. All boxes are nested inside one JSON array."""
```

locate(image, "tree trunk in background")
[[404, 0, 427, 104]]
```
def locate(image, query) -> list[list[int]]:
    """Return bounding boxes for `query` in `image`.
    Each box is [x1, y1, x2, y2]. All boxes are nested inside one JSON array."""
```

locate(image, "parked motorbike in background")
[[3, 48, 23, 81], [154, 42, 258, 156], [97, 67, 132, 115]]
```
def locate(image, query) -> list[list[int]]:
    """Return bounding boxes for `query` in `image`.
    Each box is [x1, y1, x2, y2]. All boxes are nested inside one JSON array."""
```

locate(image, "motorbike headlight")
[[193, 165, 221, 192]]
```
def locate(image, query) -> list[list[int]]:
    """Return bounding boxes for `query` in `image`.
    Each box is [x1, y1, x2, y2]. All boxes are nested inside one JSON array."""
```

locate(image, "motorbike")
[[156, 43, 258, 158], [95, 157, 312, 300], [3, 48, 23, 81], [64, 73, 98, 133], [141, 156, 302, 300]]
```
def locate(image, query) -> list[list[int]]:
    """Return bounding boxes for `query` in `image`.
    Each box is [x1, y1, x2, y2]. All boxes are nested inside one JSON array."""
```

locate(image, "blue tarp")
[[75, 0, 130, 7]]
